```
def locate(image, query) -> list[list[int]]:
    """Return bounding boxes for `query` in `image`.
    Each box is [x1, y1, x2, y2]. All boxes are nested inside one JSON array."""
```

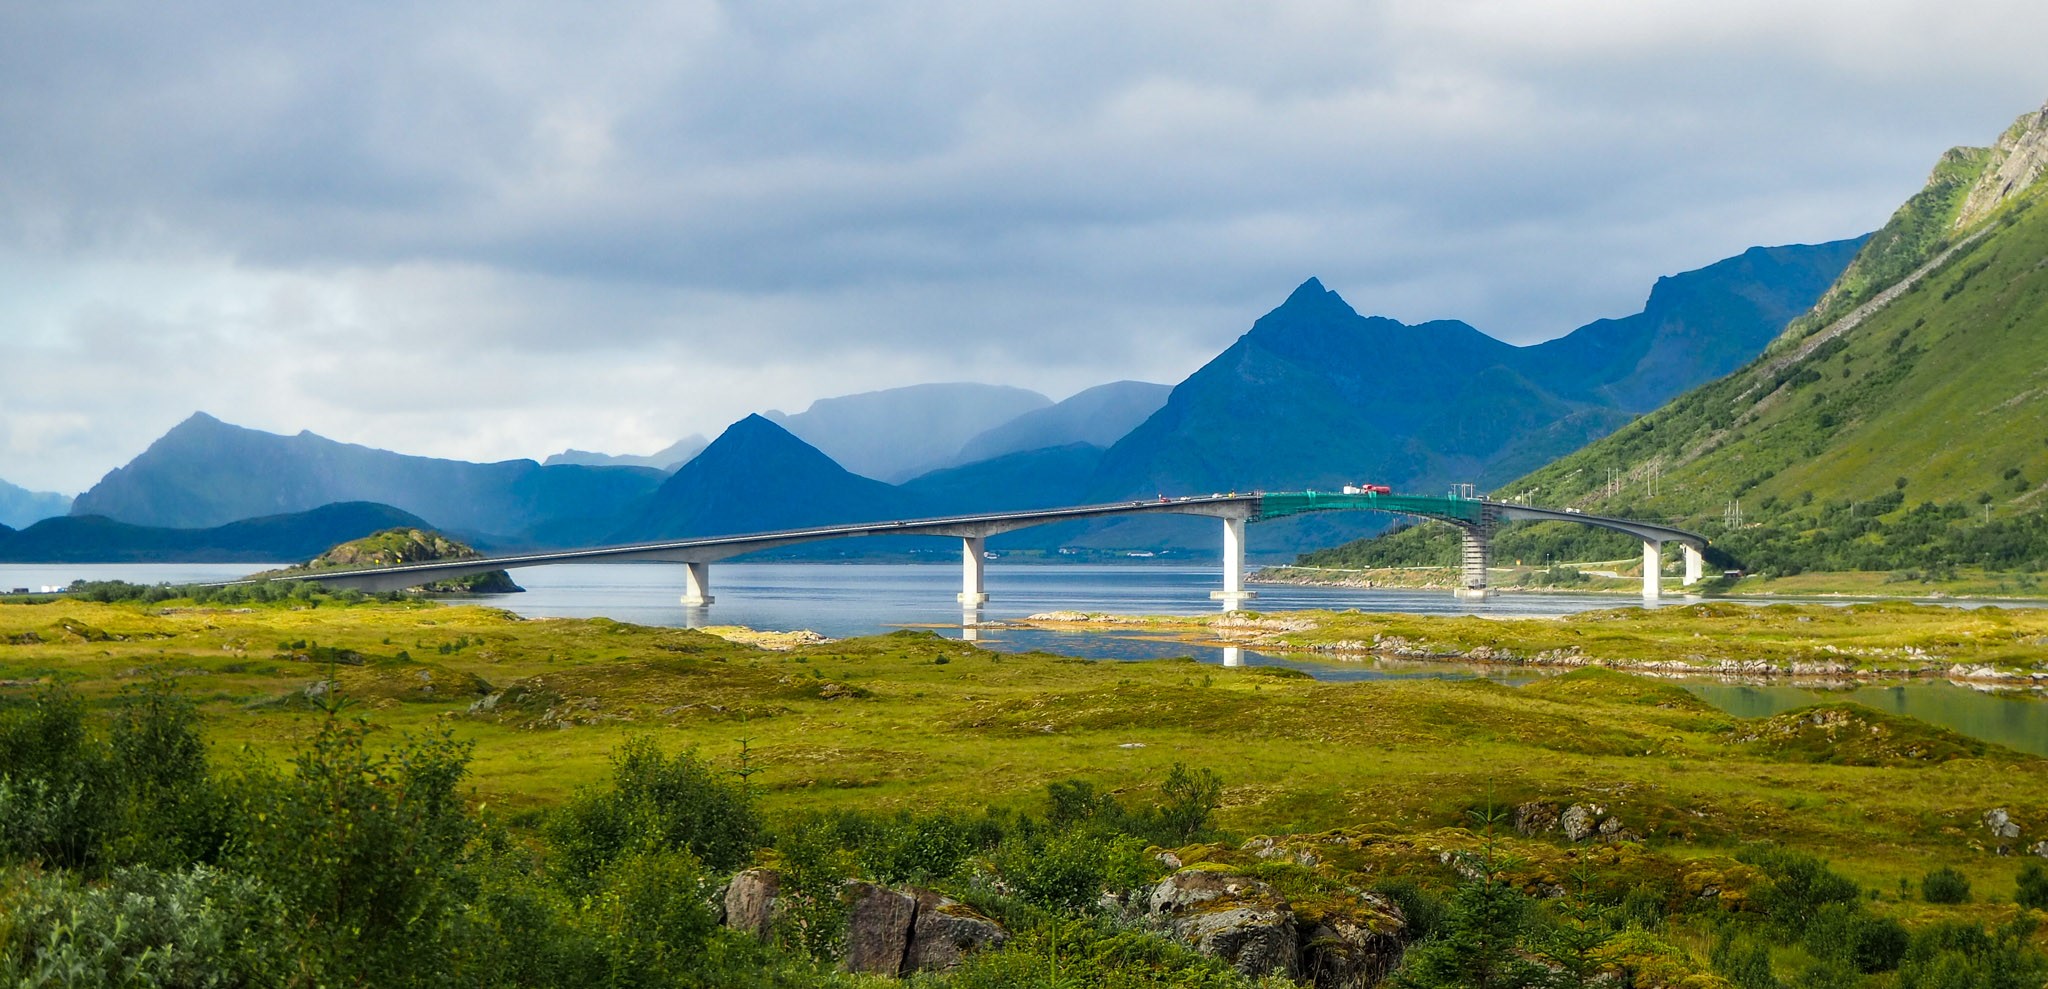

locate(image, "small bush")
[[1922, 866, 1972, 904], [544, 737, 763, 886], [2018, 862, 2048, 911]]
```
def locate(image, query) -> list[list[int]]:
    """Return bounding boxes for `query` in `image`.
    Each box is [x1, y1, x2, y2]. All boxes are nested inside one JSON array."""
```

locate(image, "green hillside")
[[1302, 100, 2048, 577], [272, 527, 521, 594]]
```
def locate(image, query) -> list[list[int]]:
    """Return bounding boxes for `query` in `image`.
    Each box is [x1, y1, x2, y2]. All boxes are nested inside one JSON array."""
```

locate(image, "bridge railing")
[[1255, 491, 1487, 525]]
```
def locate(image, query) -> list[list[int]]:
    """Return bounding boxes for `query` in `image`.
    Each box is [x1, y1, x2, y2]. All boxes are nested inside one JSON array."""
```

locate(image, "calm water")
[[8, 561, 2047, 756]]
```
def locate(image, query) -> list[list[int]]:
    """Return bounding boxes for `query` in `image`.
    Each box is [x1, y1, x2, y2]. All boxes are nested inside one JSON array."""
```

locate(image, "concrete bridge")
[[250, 491, 1707, 607]]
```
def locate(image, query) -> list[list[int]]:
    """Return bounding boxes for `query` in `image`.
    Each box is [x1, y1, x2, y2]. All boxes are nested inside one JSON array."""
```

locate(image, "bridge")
[[250, 491, 1707, 607]]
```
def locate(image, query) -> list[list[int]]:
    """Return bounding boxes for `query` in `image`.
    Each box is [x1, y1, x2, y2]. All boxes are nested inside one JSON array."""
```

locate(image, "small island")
[[263, 528, 523, 594]]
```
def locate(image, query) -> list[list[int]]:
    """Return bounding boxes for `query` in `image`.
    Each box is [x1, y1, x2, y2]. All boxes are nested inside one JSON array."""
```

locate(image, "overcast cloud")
[[2, 0, 2045, 493]]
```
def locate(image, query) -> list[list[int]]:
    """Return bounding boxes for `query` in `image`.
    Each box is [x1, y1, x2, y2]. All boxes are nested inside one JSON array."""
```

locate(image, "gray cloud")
[[2, 0, 2046, 492]]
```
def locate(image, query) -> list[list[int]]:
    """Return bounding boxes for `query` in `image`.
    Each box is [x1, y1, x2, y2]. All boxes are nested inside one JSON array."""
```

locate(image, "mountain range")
[[765, 382, 1055, 482], [47, 230, 1863, 562], [0, 502, 431, 564], [542, 435, 709, 472], [69, 413, 666, 546], [1312, 98, 2048, 574], [0, 478, 71, 529]]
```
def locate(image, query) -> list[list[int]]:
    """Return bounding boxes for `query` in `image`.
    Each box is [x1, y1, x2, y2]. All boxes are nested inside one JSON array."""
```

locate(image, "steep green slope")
[[1306, 100, 2048, 575]]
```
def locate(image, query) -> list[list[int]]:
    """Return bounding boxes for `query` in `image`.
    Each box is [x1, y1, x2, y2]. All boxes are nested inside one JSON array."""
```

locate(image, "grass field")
[[5, 595, 2047, 908]]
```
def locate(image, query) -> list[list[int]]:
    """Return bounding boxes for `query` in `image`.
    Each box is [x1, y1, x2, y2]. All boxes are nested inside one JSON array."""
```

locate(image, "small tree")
[[1922, 866, 1972, 905]]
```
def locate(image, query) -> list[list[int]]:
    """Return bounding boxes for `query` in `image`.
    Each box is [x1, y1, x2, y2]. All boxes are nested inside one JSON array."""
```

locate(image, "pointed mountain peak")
[[1282, 276, 1329, 305], [690, 413, 844, 473]]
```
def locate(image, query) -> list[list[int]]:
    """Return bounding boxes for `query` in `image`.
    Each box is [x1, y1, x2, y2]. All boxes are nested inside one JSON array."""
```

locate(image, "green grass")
[[5, 596, 2048, 909]]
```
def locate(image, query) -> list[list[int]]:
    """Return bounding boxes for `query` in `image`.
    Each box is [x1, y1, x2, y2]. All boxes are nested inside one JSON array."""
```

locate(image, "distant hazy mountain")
[[614, 414, 923, 541], [543, 435, 708, 471], [901, 443, 1106, 515], [0, 479, 71, 529], [953, 381, 1171, 465], [765, 383, 1052, 482], [0, 501, 431, 563], [71, 413, 665, 545]]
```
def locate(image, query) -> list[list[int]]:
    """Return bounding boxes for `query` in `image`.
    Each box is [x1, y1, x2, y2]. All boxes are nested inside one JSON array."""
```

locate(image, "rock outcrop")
[[907, 890, 1008, 973], [717, 870, 1006, 977], [1144, 866, 1407, 987], [1148, 869, 1300, 979], [722, 868, 782, 938], [842, 882, 920, 975]]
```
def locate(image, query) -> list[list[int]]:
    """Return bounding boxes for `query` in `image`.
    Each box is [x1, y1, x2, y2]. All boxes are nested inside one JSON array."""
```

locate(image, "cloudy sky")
[[3, 1, 2045, 494]]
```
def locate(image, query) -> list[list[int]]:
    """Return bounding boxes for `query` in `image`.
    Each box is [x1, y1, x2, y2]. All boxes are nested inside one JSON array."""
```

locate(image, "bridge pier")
[[680, 562, 714, 606], [1210, 515, 1257, 608], [1455, 524, 1491, 600], [959, 536, 988, 606], [1682, 544, 1704, 586], [1642, 541, 1662, 600]]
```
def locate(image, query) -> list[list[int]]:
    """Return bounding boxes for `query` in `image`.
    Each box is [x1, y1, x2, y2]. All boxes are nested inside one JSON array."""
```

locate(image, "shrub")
[[228, 717, 476, 984], [0, 688, 112, 871], [0, 863, 288, 987], [1740, 847, 1860, 934], [1922, 866, 1972, 904], [545, 738, 763, 886], [2018, 862, 2048, 911]]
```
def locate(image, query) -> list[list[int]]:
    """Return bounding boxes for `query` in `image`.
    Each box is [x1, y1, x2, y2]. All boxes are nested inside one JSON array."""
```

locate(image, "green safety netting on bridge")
[[1253, 491, 1487, 525]]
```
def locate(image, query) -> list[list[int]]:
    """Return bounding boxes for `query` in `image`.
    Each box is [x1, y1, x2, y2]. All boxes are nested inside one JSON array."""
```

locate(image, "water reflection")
[[1684, 681, 2048, 758], [1222, 646, 1244, 668]]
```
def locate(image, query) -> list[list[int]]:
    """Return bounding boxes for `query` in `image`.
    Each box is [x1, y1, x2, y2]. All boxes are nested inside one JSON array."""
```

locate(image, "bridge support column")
[[959, 537, 988, 606], [680, 562, 714, 606], [1681, 544, 1704, 586], [1642, 541, 1662, 600], [1210, 516, 1256, 608], [1455, 525, 1491, 600]]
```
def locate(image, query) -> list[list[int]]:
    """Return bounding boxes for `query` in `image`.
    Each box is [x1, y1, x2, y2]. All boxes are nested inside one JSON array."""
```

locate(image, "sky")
[[3, 1, 2046, 495]]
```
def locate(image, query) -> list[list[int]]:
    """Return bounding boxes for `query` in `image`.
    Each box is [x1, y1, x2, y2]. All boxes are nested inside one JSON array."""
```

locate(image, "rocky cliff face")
[[1955, 100, 2048, 230]]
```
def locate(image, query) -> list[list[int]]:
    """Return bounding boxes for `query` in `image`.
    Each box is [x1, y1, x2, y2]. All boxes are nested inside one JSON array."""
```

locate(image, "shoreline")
[[1015, 609, 2048, 688]]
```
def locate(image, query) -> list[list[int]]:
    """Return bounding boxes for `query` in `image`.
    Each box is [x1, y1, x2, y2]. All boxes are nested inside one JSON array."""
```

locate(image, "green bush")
[[228, 717, 476, 985], [0, 688, 113, 871], [545, 737, 763, 886], [1922, 866, 1972, 904], [2018, 862, 2048, 910], [0, 863, 288, 987], [1897, 918, 2048, 989], [1740, 847, 1861, 934]]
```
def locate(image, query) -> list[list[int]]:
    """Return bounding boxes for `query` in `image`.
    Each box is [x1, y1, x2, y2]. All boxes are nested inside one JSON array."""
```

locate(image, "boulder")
[[1985, 807, 2022, 841], [907, 890, 1007, 973], [1561, 804, 1598, 842], [722, 868, 781, 939], [1149, 869, 1299, 979], [1301, 912, 1408, 989], [1513, 802, 1559, 837], [2030, 840, 2048, 858], [841, 880, 918, 975]]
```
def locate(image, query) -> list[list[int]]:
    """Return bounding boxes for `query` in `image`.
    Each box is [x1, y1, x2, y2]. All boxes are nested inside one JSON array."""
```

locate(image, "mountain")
[[614, 414, 924, 541], [765, 383, 1052, 482], [953, 381, 1171, 465], [1064, 238, 1858, 553], [1325, 99, 2048, 574], [0, 502, 432, 563], [70, 413, 666, 545], [1515, 240, 1868, 412], [0, 479, 71, 529], [543, 435, 708, 471], [901, 443, 1106, 515]]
